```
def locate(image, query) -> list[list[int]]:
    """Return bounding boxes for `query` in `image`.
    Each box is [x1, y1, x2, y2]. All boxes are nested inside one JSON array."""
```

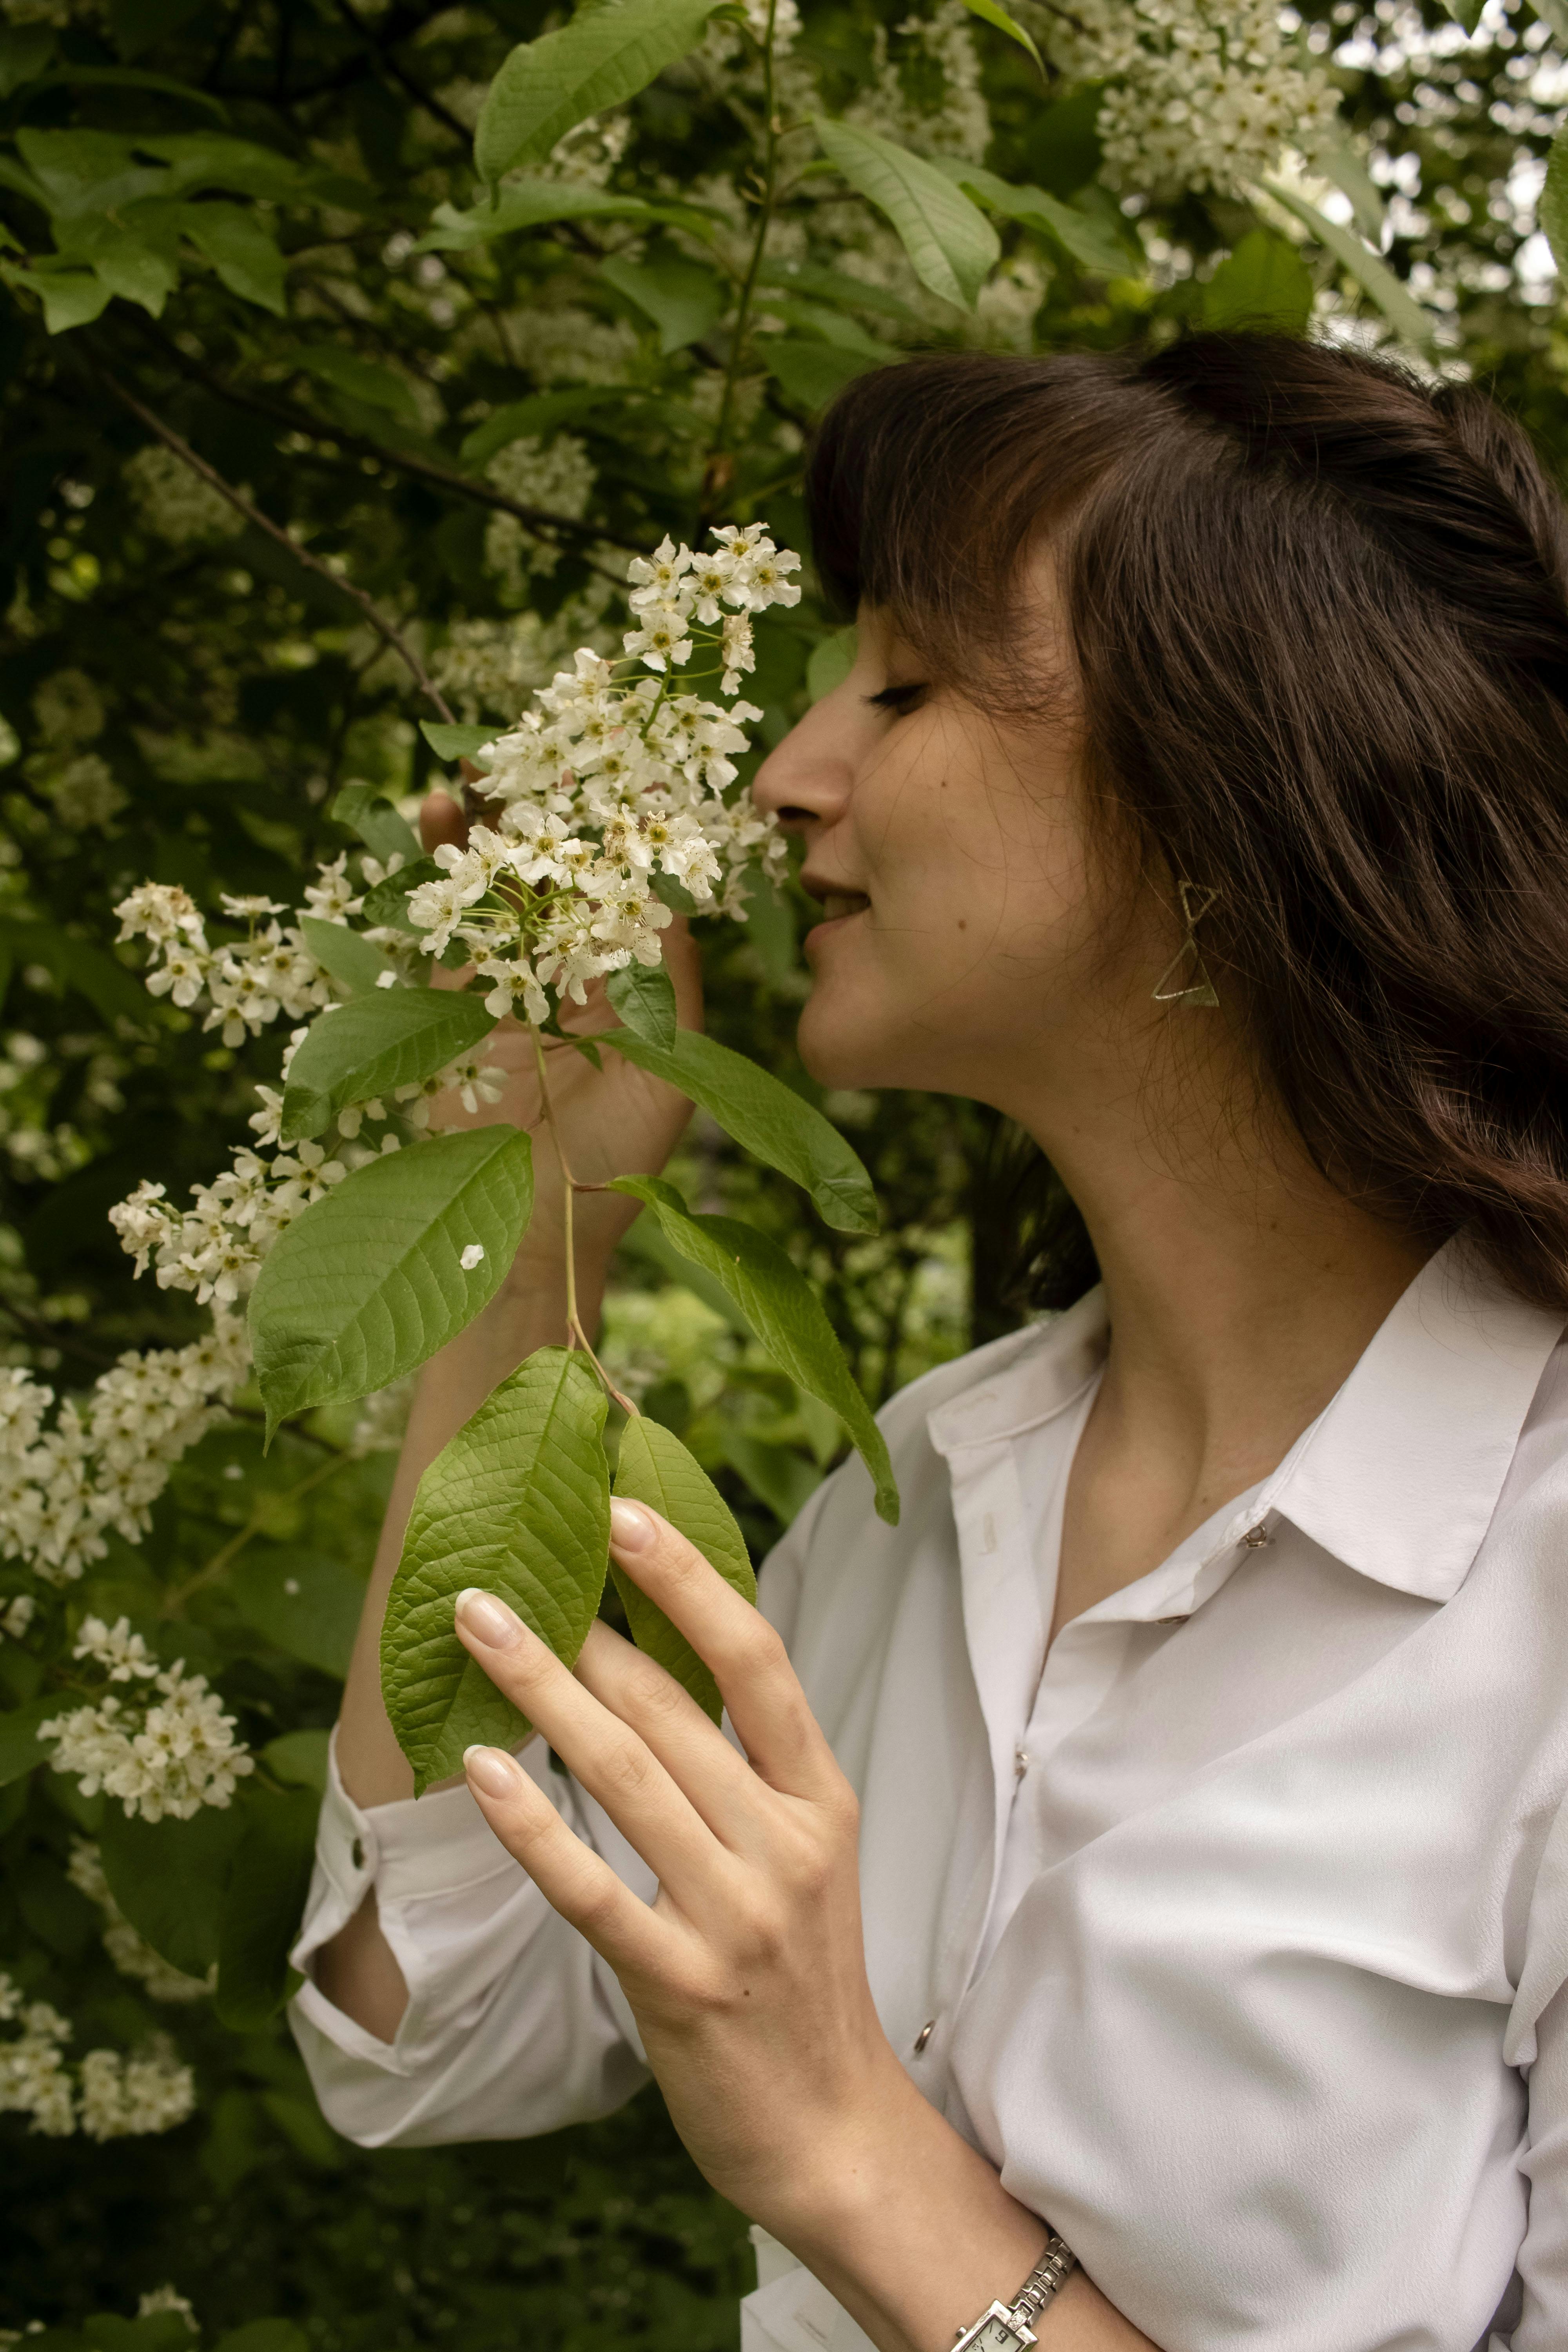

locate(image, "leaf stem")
[[528, 1024, 638, 1415], [161, 1450, 351, 1617], [699, 0, 781, 531]]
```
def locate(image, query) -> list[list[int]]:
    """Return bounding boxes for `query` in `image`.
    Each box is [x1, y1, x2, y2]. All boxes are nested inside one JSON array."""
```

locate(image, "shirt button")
[[1156, 1615, 1187, 1627], [913, 2019, 936, 2055], [1013, 1745, 1031, 1778], [1241, 1521, 1272, 1549]]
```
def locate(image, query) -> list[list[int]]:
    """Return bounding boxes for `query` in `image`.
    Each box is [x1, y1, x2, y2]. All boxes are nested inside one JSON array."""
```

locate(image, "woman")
[[290, 336, 1568, 2352]]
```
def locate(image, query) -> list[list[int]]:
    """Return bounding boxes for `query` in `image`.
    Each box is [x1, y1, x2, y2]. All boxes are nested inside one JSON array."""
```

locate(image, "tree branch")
[[96, 368, 458, 723]]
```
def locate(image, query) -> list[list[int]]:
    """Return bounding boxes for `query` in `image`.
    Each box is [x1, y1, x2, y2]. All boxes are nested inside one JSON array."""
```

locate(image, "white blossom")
[[39, 1650, 254, 1823], [67, 1844, 214, 2003], [459, 1243, 486, 1271]]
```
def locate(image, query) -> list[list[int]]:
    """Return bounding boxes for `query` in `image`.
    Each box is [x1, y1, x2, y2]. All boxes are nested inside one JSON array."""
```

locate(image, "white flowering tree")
[[0, 0, 1565, 2340]]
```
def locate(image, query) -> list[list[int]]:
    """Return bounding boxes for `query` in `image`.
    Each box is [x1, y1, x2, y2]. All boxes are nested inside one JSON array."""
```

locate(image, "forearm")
[[313, 1258, 604, 2042], [774, 2074, 1155, 2352]]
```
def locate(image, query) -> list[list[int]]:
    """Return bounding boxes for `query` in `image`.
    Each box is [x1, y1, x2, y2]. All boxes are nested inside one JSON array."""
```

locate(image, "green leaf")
[[290, 347, 423, 426], [27, 67, 230, 121], [459, 386, 634, 467], [98, 1803, 243, 1977], [601, 1026, 877, 1234], [759, 339, 882, 410], [25, 265, 113, 333], [382, 1347, 612, 1792], [418, 720, 498, 762], [755, 258, 926, 326], [1531, 0, 1568, 47], [721, 1428, 822, 1526], [1436, 0, 1484, 26], [417, 183, 706, 256], [0, 1691, 64, 1785], [232, 1551, 368, 1679], [753, 293, 888, 358], [360, 856, 443, 934], [1544, 123, 1568, 279], [14, 129, 164, 218], [600, 251, 727, 353], [615, 1210, 755, 1333], [806, 626, 857, 704], [1315, 125, 1386, 245], [180, 201, 287, 314], [813, 118, 999, 310], [109, 0, 209, 62], [330, 779, 421, 862], [279, 986, 495, 1142], [135, 132, 326, 206], [211, 2325, 309, 2352], [1200, 229, 1314, 335], [1260, 181, 1435, 350], [605, 959, 678, 1049], [610, 1177, 899, 1523], [475, 0, 728, 185], [932, 158, 1132, 276], [297, 914, 391, 996], [249, 1125, 533, 1436], [258, 1727, 331, 1795], [214, 1779, 319, 2031], [612, 1415, 755, 1721], [0, 27, 55, 97], [960, 0, 1043, 75]]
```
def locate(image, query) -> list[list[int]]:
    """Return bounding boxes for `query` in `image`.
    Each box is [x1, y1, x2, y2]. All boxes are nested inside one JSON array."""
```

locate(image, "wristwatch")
[[953, 2236, 1077, 2350]]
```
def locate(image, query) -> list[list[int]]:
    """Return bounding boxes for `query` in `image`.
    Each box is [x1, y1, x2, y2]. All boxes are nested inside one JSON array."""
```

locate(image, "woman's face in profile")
[[751, 581, 1162, 1107]]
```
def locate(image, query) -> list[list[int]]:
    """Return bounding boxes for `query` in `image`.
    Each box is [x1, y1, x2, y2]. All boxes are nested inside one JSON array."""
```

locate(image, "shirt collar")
[[1258, 1235, 1565, 1602], [926, 1234, 1565, 1609]]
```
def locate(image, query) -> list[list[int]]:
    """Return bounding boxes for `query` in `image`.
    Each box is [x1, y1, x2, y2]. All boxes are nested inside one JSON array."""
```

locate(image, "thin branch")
[[162, 1450, 350, 1616], [95, 368, 458, 723], [129, 314, 644, 552], [332, 0, 479, 149]]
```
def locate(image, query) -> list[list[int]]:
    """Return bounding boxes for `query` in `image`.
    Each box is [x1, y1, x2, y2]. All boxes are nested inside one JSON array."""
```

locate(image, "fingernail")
[[464, 1745, 521, 1799], [609, 1498, 653, 1553], [456, 1588, 521, 1647]]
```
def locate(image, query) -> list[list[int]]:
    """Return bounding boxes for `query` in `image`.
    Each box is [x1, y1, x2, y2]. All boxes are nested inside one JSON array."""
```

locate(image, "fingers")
[[419, 789, 466, 855], [454, 1588, 732, 1906], [571, 1618, 764, 1847], [606, 1500, 838, 1799], [460, 1741, 670, 1976]]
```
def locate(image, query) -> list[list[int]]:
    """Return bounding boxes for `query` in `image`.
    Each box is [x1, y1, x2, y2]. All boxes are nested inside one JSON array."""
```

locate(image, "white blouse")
[[290, 1236, 1568, 2352]]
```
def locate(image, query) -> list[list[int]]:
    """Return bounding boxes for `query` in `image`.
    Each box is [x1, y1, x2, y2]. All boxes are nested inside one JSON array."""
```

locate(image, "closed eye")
[[865, 682, 926, 715]]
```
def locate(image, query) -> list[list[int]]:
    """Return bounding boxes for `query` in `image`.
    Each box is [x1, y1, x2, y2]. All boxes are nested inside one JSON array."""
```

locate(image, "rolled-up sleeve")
[[288, 1728, 653, 2148]]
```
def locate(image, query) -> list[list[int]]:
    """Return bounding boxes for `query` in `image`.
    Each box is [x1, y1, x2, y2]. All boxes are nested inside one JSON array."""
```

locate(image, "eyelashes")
[[865, 682, 926, 715]]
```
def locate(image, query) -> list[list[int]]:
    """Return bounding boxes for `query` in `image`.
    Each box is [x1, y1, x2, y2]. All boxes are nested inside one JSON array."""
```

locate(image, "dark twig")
[[96, 369, 458, 722]]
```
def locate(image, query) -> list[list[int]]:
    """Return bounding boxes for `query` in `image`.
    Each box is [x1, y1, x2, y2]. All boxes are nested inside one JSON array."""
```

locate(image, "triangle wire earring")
[[1152, 880, 1220, 1008]]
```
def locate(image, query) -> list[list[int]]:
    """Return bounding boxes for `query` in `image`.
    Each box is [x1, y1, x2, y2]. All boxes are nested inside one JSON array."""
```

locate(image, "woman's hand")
[[450, 1505, 1154, 2352], [452, 1493, 902, 2236], [416, 788, 701, 1300]]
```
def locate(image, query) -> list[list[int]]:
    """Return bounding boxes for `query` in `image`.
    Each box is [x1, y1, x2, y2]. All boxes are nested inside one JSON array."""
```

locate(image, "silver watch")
[[953, 2236, 1077, 2350]]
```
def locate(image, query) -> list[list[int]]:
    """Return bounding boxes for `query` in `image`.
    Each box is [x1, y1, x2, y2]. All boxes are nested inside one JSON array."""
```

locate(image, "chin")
[[795, 991, 924, 1094]]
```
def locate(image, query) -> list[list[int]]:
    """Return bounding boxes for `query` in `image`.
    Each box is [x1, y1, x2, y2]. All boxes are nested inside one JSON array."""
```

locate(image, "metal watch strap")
[[952, 2234, 1077, 2348], [1008, 2236, 1076, 2327]]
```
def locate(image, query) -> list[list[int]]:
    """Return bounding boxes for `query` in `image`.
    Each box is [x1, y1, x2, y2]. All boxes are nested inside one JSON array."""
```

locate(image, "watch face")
[[955, 2316, 1026, 2352]]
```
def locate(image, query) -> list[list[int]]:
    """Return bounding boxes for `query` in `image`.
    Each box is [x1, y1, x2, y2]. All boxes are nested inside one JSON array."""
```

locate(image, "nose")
[[751, 688, 856, 839]]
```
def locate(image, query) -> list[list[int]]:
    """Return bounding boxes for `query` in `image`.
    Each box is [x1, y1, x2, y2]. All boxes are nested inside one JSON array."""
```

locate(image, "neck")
[[1004, 1012, 1432, 1505]]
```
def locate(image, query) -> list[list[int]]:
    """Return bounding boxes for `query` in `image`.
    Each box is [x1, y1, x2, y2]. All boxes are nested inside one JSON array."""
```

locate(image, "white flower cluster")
[[1041, 0, 1340, 200], [0, 1326, 247, 1588], [37, 1615, 254, 1822], [0, 1972, 194, 2140], [113, 879, 337, 1049], [411, 525, 797, 1017], [67, 1841, 214, 2003], [429, 596, 617, 724], [123, 445, 246, 547], [847, 0, 989, 165], [483, 434, 597, 595], [109, 1128, 350, 1308]]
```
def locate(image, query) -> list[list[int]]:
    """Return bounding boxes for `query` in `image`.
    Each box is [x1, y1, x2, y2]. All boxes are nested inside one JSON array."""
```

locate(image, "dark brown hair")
[[805, 335, 1568, 1316]]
